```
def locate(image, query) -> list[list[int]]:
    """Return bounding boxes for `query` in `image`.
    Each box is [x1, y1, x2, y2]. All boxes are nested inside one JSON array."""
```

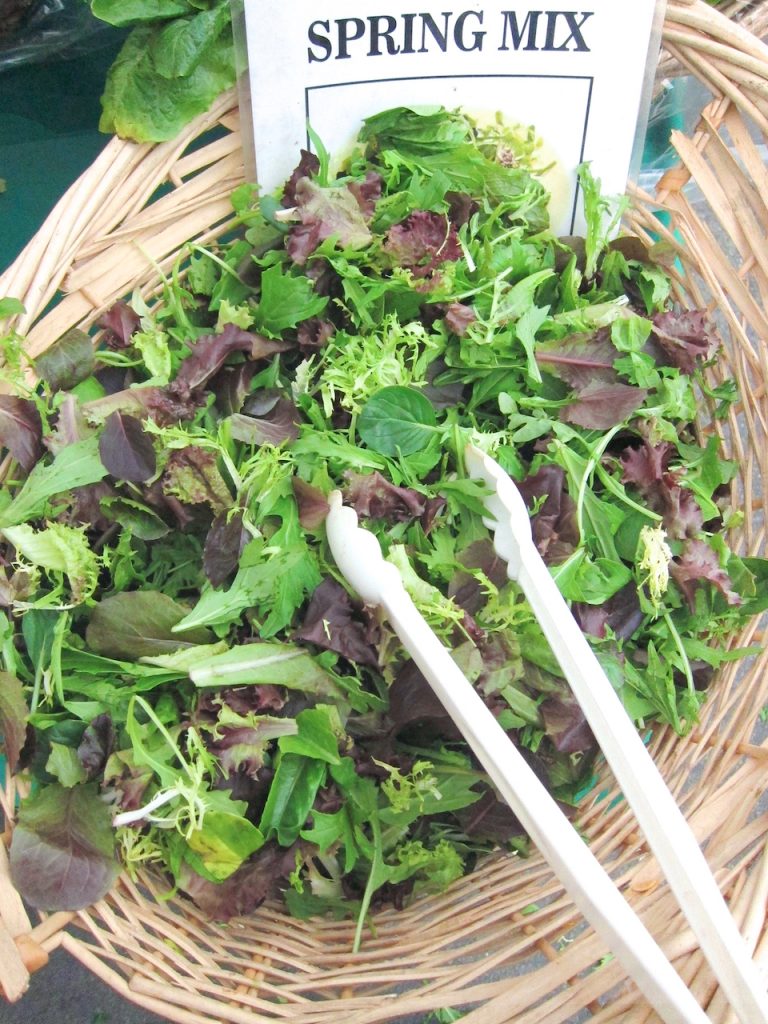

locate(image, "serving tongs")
[[324, 445, 768, 1024]]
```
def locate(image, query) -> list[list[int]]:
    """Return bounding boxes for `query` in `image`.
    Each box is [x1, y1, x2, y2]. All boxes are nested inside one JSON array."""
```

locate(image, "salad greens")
[[1, 106, 766, 947]]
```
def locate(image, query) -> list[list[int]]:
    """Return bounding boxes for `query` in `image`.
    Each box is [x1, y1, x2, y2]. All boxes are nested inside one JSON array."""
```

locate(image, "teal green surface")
[[0, 31, 127, 275]]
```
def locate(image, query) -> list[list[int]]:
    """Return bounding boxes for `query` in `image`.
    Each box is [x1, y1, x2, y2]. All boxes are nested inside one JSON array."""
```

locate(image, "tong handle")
[[325, 491, 707, 1024], [381, 583, 709, 1024], [516, 545, 768, 1023]]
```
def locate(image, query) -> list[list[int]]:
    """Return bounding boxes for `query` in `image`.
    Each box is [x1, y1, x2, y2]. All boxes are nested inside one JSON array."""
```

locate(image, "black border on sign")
[[305, 74, 594, 233]]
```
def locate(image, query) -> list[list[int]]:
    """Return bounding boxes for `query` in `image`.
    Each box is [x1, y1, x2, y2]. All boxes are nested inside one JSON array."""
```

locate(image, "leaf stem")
[[662, 608, 695, 696]]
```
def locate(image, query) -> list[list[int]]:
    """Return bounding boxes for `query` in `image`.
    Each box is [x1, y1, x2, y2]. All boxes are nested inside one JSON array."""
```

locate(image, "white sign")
[[240, 2, 662, 233]]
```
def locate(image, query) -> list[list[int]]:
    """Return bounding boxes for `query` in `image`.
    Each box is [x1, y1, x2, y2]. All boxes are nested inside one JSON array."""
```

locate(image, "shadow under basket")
[[2, 1, 768, 1021]]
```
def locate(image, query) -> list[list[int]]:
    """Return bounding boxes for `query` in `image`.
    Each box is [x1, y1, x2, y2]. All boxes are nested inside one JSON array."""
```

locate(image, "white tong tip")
[[325, 490, 401, 605]]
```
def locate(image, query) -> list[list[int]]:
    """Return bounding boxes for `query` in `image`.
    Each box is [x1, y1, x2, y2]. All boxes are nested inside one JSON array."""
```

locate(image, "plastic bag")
[[0, 0, 108, 71]]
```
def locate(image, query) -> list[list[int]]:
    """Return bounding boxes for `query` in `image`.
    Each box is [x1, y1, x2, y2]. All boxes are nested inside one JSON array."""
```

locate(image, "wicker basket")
[[656, 0, 768, 84], [2, 1, 768, 1020]]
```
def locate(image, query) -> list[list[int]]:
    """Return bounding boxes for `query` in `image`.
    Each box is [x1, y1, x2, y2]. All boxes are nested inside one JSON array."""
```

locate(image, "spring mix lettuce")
[[1, 107, 766, 947]]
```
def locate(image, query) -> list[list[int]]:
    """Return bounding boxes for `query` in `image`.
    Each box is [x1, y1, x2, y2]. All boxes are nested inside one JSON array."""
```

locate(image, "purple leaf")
[[297, 317, 335, 354], [383, 211, 461, 279], [560, 381, 647, 430], [449, 539, 510, 614], [294, 578, 379, 668], [0, 395, 43, 472], [99, 412, 157, 482], [292, 477, 330, 529], [620, 442, 703, 539], [572, 581, 643, 640], [77, 714, 115, 780], [161, 446, 232, 511], [454, 789, 524, 842], [671, 539, 742, 610], [443, 302, 476, 337], [346, 171, 382, 218], [10, 783, 119, 911], [649, 310, 717, 374], [446, 191, 479, 227], [178, 842, 295, 920], [540, 693, 595, 753], [0, 671, 29, 773], [537, 328, 619, 389], [282, 150, 321, 206], [203, 510, 247, 588], [171, 323, 290, 397], [34, 329, 94, 392], [388, 660, 461, 741], [86, 591, 213, 660], [212, 363, 256, 416], [196, 685, 286, 720], [84, 385, 206, 427], [47, 394, 92, 455], [97, 301, 140, 349], [343, 471, 425, 522], [517, 465, 579, 564], [287, 178, 372, 266], [229, 398, 300, 447]]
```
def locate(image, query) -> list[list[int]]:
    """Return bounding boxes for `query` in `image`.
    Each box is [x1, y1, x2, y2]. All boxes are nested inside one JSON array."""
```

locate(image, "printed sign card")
[[239, 1, 662, 233]]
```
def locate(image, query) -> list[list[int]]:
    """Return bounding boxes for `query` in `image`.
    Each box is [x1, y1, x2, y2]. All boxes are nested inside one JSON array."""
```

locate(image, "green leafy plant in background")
[[89, 0, 235, 142]]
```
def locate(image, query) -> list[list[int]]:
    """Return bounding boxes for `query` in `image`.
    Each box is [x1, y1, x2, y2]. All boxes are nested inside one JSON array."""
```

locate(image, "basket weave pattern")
[[2, 2, 768, 1021]]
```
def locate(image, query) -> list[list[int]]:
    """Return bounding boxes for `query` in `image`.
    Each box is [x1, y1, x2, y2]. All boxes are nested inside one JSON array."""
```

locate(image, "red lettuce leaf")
[[343, 471, 425, 522], [178, 841, 296, 920], [517, 465, 579, 564], [84, 384, 206, 427], [77, 714, 115, 780], [620, 441, 703, 539], [161, 446, 232, 512], [10, 783, 119, 911], [282, 149, 321, 206], [0, 395, 43, 472], [443, 302, 476, 337], [454, 789, 525, 842], [670, 539, 742, 610], [294, 578, 379, 668], [446, 191, 479, 227], [171, 324, 290, 397], [292, 477, 330, 530], [561, 381, 647, 430], [346, 171, 382, 219], [99, 411, 157, 482], [34, 329, 94, 393], [229, 397, 300, 448], [540, 693, 595, 753], [537, 328, 619, 389], [97, 301, 140, 349], [203, 510, 247, 588], [0, 671, 29, 773], [388, 659, 461, 742], [297, 317, 335, 354], [212, 363, 256, 416], [86, 591, 213, 660], [287, 178, 373, 266], [649, 310, 717, 374], [449, 539, 510, 614], [572, 581, 643, 640], [383, 211, 461, 279]]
